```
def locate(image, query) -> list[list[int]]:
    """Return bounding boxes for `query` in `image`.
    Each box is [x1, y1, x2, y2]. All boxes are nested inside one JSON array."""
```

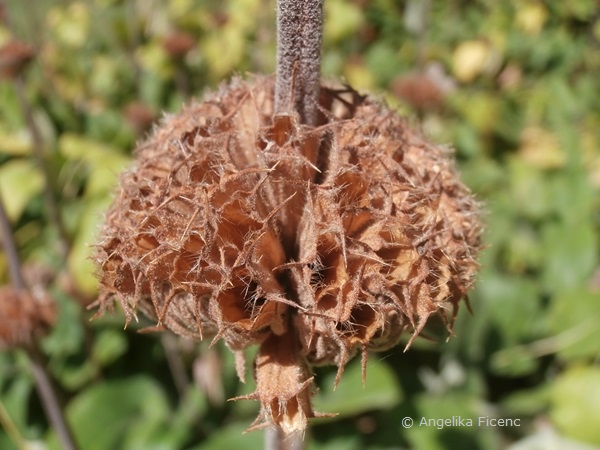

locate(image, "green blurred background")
[[1, 0, 599, 449]]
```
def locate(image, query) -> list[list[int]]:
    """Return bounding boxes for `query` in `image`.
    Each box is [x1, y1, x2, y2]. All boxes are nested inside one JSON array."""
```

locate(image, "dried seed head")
[[392, 74, 445, 112], [391, 63, 456, 113], [0, 40, 35, 80], [123, 102, 156, 135], [0, 286, 57, 350], [93, 76, 482, 433], [163, 31, 196, 59]]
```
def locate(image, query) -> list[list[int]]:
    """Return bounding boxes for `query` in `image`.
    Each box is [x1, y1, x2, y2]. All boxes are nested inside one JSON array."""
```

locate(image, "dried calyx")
[[0, 286, 56, 350], [93, 76, 482, 434]]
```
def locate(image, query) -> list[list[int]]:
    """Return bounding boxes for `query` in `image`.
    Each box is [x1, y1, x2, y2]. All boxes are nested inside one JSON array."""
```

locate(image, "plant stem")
[[265, 426, 305, 450], [160, 334, 190, 398], [275, 0, 323, 125], [268, 3, 323, 448], [0, 194, 80, 450], [28, 347, 80, 450]]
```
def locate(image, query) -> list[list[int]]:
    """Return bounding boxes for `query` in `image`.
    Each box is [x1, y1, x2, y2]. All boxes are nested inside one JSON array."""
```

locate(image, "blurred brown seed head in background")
[[163, 31, 196, 59], [0, 286, 57, 350], [0, 40, 35, 80]]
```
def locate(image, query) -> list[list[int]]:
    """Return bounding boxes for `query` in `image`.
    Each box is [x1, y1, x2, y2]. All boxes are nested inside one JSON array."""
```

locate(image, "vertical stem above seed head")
[[275, 0, 324, 126]]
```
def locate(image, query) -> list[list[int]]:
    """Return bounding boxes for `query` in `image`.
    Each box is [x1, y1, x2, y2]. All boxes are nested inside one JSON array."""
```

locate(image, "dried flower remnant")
[[93, 76, 482, 433], [0, 286, 57, 350], [0, 40, 35, 79], [163, 31, 196, 59], [391, 63, 456, 114], [123, 102, 156, 135], [0, 281, 77, 450]]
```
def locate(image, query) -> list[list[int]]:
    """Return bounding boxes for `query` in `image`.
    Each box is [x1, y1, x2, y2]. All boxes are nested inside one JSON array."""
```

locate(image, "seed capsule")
[[93, 76, 482, 433]]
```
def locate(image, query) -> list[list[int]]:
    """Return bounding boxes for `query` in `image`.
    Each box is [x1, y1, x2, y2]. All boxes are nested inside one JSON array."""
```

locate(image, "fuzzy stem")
[[29, 347, 80, 450], [275, 0, 323, 125], [265, 426, 305, 450]]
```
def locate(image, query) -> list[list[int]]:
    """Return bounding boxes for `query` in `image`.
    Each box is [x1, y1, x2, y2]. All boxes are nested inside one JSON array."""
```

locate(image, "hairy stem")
[[275, 0, 323, 125]]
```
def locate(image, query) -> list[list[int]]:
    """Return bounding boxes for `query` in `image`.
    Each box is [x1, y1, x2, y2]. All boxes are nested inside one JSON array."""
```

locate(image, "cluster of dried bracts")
[[92, 76, 482, 434], [0, 285, 56, 351]]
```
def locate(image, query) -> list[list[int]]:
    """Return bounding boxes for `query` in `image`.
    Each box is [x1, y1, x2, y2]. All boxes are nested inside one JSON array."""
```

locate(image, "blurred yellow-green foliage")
[[1, 0, 600, 449]]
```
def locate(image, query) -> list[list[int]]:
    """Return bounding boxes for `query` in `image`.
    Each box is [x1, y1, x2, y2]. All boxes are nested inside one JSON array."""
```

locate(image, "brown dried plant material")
[[123, 102, 156, 135], [93, 76, 482, 433], [163, 31, 196, 59], [232, 329, 331, 434], [0, 286, 57, 350], [391, 63, 456, 114], [0, 40, 35, 80], [392, 74, 445, 112]]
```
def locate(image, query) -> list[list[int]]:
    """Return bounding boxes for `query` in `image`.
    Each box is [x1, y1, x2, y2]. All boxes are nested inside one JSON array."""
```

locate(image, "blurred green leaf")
[[490, 346, 539, 378], [546, 289, 600, 362], [0, 374, 34, 438], [0, 128, 31, 156], [313, 358, 401, 418], [188, 422, 262, 450], [47, 3, 91, 48], [406, 391, 490, 450], [0, 159, 44, 221], [201, 0, 261, 79], [68, 196, 112, 295], [502, 383, 551, 417], [308, 435, 361, 450], [551, 365, 600, 445], [59, 133, 129, 170], [62, 376, 172, 450], [92, 329, 128, 366], [507, 158, 553, 220], [42, 291, 84, 358], [452, 92, 501, 133], [324, 0, 364, 42], [541, 221, 597, 294], [477, 272, 541, 347]]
